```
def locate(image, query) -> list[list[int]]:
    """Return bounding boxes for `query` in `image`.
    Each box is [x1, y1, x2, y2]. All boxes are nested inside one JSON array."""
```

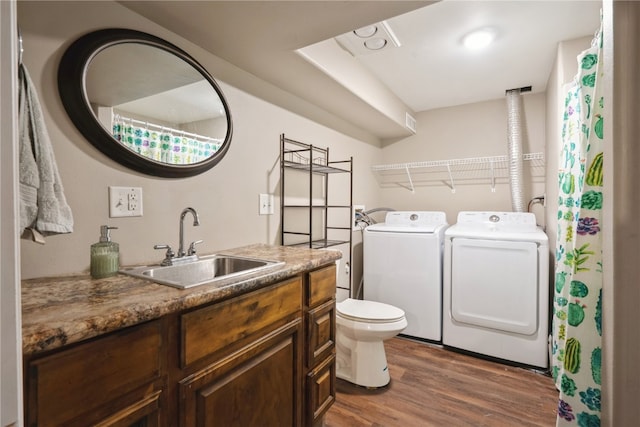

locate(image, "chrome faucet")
[[178, 207, 200, 258], [154, 207, 202, 266]]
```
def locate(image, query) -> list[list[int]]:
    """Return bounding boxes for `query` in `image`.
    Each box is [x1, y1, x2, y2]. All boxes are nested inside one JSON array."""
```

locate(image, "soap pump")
[[90, 225, 119, 279]]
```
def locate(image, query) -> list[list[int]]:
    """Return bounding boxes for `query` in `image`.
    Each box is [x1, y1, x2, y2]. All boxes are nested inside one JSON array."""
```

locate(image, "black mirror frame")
[[58, 28, 233, 178]]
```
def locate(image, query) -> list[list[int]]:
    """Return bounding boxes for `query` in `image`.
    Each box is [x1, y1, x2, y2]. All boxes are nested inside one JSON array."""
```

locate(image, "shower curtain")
[[112, 118, 219, 164], [551, 26, 603, 427]]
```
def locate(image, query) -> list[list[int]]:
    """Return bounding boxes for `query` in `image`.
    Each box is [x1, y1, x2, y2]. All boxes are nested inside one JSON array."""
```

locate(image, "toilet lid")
[[337, 298, 406, 322]]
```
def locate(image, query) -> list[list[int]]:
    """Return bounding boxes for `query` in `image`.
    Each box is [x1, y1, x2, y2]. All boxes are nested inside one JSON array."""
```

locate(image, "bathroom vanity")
[[21, 244, 339, 427]]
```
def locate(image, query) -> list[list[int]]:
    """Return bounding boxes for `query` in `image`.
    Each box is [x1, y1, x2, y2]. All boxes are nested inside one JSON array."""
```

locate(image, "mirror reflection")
[[86, 43, 228, 165], [58, 28, 232, 178]]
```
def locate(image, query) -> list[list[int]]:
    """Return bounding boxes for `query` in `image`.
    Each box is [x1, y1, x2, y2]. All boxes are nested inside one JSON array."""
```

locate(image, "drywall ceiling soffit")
[[118, 1, 433, 144], [296, 38, 416, 138]]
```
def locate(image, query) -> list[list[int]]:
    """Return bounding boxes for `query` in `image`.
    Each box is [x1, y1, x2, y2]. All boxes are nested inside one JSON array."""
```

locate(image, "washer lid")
[[366, 211, 447, 234], [366, 223, 439, 233], [337, 298, 406, 322]]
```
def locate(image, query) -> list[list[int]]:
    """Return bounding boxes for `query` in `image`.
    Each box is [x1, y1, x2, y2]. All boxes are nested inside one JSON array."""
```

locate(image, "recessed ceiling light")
[[354, 25, 378, 38], [364, 38, 387, 50], [462, 28, 496, 50]]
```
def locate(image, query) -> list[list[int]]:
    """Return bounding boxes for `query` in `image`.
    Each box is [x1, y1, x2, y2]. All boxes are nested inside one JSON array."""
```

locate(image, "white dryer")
[[364, 211, 448, 341], [443, 211, 549, 368]]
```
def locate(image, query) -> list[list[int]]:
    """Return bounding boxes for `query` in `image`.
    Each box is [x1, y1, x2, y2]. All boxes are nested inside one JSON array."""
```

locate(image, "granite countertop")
[[22, 244, 341, 356]]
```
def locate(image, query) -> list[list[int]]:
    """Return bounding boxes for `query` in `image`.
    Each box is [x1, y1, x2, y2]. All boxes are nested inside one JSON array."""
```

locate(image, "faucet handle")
[[154, 244, 175, 266], [187, 240, 204, 256]]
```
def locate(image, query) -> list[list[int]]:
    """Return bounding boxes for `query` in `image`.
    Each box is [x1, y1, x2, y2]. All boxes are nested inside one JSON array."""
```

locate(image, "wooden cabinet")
[[178, 277, 303, 426], [305, 265, 336, 426], [25, 320, 165, 427], [24, 266, 336, 426], [179, 321, 302, 426]]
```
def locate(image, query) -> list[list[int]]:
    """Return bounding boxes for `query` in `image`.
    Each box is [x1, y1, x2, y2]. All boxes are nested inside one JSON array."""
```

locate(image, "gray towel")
[[19, 63, 73, 241]]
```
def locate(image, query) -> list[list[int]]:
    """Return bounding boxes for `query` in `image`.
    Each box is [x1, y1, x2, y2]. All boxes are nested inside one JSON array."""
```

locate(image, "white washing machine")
[[443, 211, 549, 368], [363, 211, 448, 341]]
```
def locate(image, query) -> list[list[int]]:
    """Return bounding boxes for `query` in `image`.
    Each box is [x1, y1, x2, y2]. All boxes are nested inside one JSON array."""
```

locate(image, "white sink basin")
[[120, 254, 284, 289]]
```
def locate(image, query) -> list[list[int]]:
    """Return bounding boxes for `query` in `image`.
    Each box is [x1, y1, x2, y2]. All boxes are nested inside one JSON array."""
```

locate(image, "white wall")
[[377, 94, 546, 226], [1, 2, 23, 425], [17, 1, 382, 281]]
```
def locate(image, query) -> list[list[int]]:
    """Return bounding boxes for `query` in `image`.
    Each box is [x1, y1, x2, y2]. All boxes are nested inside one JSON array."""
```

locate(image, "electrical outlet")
[[109, 186, 143, 217], [352, 205, 365, 230]]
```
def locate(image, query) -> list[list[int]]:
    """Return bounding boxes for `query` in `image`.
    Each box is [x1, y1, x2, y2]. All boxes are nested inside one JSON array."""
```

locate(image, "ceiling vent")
[[405, 113, 417, 133], [335, 20, 401, 57]]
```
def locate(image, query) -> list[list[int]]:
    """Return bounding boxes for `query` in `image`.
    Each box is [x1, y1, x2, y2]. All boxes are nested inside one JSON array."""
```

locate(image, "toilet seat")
[[337, 298, 405, 323]]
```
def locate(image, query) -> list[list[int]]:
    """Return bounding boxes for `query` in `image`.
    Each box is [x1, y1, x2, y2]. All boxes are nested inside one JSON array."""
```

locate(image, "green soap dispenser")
[[90, 225, 119, 279]]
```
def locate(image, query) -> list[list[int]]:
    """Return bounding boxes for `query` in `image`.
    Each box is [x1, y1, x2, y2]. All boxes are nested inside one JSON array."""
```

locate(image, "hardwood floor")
[[325, 337, 558, 427]]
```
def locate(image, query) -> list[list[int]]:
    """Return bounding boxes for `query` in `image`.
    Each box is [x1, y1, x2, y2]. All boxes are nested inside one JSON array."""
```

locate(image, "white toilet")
[[335, 298, 407, 388]]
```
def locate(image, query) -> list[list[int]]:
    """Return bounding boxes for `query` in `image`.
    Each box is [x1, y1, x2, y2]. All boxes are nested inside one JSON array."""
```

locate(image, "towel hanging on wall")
[[18, 62, 73, 242]]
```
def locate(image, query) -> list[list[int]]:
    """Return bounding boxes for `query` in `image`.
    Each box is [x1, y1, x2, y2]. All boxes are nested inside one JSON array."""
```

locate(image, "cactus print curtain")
[[112, 117, 220, 165], [551, 26, 603, 427]]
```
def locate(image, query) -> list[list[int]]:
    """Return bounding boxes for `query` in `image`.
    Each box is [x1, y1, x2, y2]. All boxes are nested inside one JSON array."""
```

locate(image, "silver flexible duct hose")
[[506, 89, 525, 212]]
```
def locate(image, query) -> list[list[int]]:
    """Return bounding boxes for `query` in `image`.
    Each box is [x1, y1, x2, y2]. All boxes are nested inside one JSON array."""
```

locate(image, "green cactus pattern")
[[564, 338, 581, 374], [591, 348, 601, 385], [561, 374, 578, 396], [556, 271, 568, 293], [568, 302, 586, 327], [570, 281, 589, 298], [595, 289, 602, 337], [553, 24, 603, 427]]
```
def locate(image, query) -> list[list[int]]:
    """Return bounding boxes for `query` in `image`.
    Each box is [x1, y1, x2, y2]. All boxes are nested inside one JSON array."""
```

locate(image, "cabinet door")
[[180, 321, 303, 427], [306, 298, 335, 369], [306, 354, 336, 426]]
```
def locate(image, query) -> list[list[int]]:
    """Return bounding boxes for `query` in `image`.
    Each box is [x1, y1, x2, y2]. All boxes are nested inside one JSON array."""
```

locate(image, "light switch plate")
[[109, 186, 143, 217], [259, 193, 274, 215]]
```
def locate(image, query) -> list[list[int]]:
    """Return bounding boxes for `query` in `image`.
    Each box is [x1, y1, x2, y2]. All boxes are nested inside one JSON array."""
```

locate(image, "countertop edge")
[[22, 244, 341, 356]]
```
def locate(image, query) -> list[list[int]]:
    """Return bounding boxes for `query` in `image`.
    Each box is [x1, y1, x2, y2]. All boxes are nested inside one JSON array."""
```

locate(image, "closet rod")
[[113, 114, 219, 143]]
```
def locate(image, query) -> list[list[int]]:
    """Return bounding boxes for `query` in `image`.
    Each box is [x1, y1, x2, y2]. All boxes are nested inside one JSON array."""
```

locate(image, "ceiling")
[[121, 0, 602, 145], [334, 0, 602, 112]]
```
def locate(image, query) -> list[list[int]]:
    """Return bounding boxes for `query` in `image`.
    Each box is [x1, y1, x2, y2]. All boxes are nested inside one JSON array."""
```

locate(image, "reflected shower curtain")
[[551, 26, 604, 427], [112, 118, 219, 164]]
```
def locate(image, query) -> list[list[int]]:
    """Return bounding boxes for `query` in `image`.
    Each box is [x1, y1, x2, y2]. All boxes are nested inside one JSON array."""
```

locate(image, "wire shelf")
[[371, 152, 545, 193]]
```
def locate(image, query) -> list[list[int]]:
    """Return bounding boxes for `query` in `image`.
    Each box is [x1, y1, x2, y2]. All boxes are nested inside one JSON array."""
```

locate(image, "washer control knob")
[[489, 214, 500, 223], [410, 213, 419, 221]]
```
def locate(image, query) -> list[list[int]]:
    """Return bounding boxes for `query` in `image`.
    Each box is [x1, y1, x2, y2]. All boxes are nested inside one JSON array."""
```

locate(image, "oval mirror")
[[58, 29, 232, 178]]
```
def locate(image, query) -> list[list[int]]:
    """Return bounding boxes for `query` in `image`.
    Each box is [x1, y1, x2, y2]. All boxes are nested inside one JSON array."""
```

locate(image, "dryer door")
[[450, 238, 538, 335]]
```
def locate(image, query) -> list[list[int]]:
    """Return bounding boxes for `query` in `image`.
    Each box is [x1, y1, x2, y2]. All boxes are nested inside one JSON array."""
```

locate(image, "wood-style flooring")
[[324, 337, 558, 427]]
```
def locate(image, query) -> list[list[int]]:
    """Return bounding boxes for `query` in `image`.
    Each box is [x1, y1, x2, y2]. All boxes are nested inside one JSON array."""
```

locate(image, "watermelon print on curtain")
[[551, 25, 603, 427]]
